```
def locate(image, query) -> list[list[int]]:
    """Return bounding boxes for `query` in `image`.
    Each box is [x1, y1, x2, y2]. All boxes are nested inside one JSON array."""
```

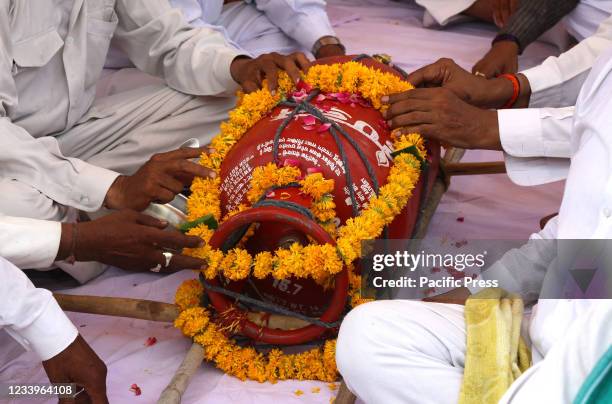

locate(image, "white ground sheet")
[[0, 1, 565, 403]]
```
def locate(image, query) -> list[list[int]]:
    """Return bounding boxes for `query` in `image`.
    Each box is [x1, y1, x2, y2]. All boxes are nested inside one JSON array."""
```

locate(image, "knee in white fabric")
[[337, 301, 407, 385]]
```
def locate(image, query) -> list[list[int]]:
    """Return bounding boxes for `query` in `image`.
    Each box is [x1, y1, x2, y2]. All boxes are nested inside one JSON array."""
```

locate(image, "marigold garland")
[[176, 61, 427, 383]]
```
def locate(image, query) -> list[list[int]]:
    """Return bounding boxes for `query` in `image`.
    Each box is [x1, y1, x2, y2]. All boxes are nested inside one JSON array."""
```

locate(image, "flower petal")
[[302, 115, 316, 126], [317, 123, 332, 133], [282, 158, 300, 167], [129, 384, 142, 396], [144, 336, 157, 347]]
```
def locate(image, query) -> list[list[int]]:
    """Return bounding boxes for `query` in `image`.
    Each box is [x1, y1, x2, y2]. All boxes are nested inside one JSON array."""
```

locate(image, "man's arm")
[[0, 256, 108, 401], [497, 106, 573, 185], [248, 0, 340, 56], [473, 0, 579, 77], [113, 0, 247, 96], [467, 217, 559, 304], [0, 256, 77, 360], [0, 216, 62, 269]]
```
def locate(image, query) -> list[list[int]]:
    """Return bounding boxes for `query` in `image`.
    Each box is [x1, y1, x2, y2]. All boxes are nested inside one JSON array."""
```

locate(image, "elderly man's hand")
[[382, 87, 502, 150], [104, 147, 214, 212], [58, 210, 208, 273], [472, 41, 519, 78], [230, 53, 310, 93], [43, 335, 108, 404], [406, 58, 515, 109]]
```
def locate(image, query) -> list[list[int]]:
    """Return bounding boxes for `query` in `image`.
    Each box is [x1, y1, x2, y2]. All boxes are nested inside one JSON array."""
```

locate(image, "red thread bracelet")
[[499, 73, 520, 108]]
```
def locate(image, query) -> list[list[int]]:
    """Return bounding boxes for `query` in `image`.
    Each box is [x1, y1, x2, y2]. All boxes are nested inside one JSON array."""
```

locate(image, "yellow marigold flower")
[[175, 279, 204, 311], [174, 307, 210, 338], [253, 251, 274, 279], [300, 173, 335, 200], [221, 248, 252, 280]]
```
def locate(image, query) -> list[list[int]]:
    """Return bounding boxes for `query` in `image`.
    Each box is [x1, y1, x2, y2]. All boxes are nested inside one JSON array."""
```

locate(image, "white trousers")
[[214, 2, 301, 56], [414, 0, 477, 27], [105, 2, 300, 68], [336, 299, 612, 404]]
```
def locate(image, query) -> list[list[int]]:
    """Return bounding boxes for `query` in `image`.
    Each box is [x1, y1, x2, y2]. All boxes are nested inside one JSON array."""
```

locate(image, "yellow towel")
[[459, 288, 532, 404]]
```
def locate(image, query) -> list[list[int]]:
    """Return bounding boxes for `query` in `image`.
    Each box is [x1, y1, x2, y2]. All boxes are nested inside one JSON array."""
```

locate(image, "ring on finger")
[[474, 71, 486, 77], [162, 251, 173, 268]]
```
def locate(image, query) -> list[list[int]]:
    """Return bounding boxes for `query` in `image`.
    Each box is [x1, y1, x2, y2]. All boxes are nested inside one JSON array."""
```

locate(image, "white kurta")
[[565, 0, 612, 41], [335, 47, 612, 404], [0, 256, 77, 361], [499, 14, 612, 186]]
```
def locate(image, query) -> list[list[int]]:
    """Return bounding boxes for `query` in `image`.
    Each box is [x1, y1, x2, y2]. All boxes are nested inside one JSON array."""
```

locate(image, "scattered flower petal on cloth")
[[144, 337, 157, 347], [129, 384, 142, 396]]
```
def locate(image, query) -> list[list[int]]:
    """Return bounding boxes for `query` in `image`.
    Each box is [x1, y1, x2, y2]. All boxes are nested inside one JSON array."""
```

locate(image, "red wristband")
[[499, 73, 520, 109]]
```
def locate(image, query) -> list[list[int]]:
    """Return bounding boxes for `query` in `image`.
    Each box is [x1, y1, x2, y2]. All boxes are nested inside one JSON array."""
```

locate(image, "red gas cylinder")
[[207, 56, 440, 345]]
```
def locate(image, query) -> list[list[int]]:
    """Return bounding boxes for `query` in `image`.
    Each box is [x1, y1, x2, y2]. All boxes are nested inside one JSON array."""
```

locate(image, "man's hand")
[[230, 52, 310, 93], [43, 335, 108, 404], [67, 210, 207, 272], [314, 44, 346, 60], [382, 87, 502, 150], [104, 147, 214, 212], [492, 0, 520, 27], [406, 58, 514, 109], [472, 41, 519, 78], [423, 287, 471, 305]]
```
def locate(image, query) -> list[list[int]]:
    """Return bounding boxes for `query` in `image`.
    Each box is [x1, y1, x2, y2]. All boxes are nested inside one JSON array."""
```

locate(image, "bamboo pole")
[[55, 293, 309, 329], [54, 293, 179, 322], [157, 343, 205, 404], [444, 161, 506, 176]]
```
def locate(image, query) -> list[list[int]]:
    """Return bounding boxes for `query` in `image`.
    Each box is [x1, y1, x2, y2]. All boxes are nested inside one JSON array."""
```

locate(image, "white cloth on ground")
[[0, 256, 77, 361]]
